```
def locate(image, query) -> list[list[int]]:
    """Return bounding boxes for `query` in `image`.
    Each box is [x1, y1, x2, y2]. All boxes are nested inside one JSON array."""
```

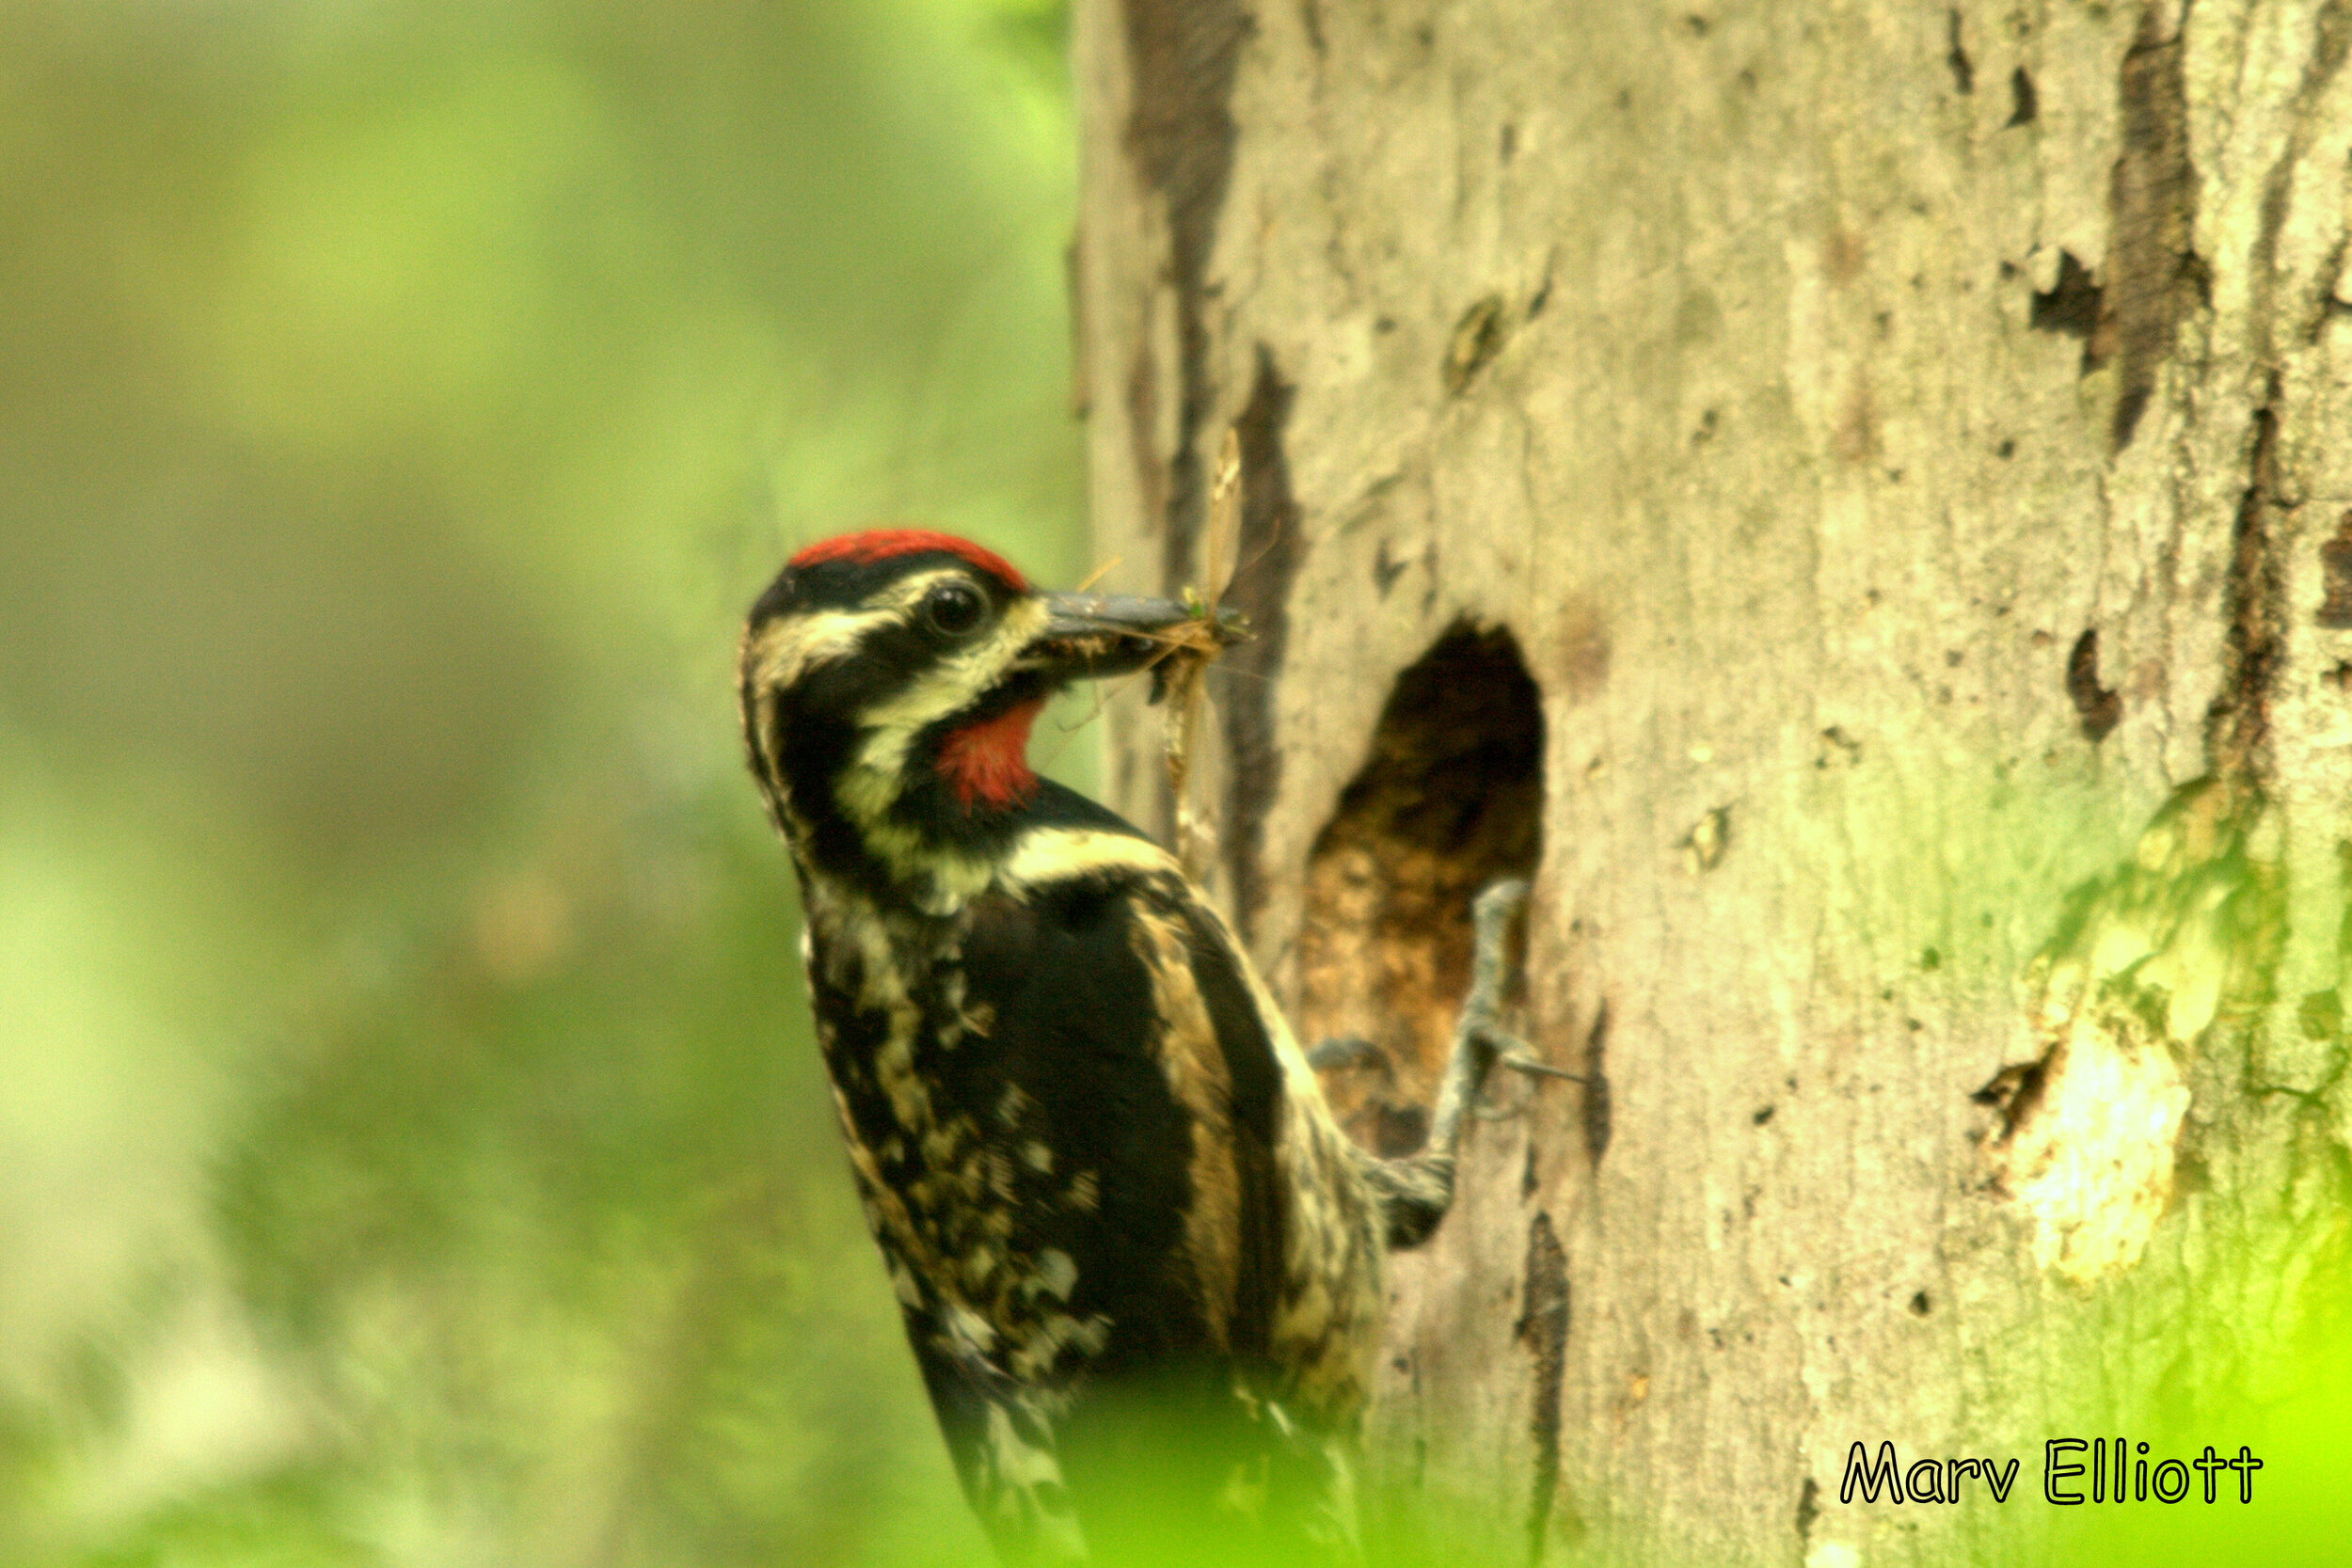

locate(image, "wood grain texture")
[[1073, 2, 2352, 1561]]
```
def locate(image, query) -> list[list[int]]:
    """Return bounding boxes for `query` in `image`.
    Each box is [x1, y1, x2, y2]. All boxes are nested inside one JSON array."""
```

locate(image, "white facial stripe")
[[858, 588, 1049, 730], [748, 568, 985, 687], [839, 592, 1050, 816], [747, 570, 1038, 727], [750, 607, 877, 695]]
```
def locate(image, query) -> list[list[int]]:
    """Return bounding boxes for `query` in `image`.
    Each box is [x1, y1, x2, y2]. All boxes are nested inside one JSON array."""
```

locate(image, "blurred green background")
[[15, 5, 2351, 1565], [0, 3, 1082, 1562]]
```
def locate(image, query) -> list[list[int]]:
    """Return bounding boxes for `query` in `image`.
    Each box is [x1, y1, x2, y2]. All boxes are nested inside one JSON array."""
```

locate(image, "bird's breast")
[[801, 890, 1121, 1387]]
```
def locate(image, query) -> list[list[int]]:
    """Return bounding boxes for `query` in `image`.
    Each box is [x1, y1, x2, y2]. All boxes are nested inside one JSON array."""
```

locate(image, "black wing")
[[930, 861, 1301, 1559]]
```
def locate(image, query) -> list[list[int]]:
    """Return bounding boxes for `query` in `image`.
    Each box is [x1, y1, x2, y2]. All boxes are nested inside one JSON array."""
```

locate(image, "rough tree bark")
[[1071, 2, 2352, 1563]]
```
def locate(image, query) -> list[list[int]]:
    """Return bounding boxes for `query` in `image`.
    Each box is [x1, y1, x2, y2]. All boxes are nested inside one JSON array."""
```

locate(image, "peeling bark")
[[1073, 1, 2352, 1560]]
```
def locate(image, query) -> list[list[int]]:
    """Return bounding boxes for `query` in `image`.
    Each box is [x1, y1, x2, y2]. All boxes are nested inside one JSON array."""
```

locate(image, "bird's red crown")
[[788, 529, 1026, 593]]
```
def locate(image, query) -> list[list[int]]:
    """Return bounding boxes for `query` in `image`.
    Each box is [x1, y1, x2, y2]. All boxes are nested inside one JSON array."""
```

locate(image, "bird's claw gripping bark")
[[1359, 877, 1542, 1248], [1425, 877, 1540, 1148]]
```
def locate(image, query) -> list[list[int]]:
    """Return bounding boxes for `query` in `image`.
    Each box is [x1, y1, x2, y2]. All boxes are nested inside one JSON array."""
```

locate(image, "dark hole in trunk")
[[1295, 624, 1544, 1155]]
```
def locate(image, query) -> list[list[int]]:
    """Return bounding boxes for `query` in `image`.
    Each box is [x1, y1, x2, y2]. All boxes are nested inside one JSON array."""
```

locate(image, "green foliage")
[[0, 2, 1074, 1562]]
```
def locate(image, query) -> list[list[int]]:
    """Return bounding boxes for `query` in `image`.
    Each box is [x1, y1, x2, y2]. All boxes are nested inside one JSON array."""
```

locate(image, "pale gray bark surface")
[[1072, 2, 2352, 1563]]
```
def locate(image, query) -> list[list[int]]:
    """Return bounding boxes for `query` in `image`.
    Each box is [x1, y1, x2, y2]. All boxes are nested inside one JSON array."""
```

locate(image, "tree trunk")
[[1071, 2, 2352, 1563]]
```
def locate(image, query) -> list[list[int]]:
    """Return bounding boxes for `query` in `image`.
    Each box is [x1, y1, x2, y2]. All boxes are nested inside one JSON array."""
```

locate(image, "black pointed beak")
[[1019, 591, 1249, 683]]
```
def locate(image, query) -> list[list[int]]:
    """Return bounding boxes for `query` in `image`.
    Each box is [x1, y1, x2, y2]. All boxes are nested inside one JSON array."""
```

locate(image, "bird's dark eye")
[[922, 579, 988, 637]]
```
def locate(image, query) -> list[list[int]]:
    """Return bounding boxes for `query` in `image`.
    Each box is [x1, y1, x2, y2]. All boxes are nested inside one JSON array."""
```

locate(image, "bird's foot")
[[1427, 877, 1546, 1139]]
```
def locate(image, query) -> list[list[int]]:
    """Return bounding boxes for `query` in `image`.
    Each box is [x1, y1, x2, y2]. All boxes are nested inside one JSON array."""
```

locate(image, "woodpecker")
[[738, 530, 1522, 1564]]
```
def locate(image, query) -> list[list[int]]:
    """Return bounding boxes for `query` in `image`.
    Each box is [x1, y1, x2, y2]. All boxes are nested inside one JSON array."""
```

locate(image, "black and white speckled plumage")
[[738, 533, 1492, 1564]]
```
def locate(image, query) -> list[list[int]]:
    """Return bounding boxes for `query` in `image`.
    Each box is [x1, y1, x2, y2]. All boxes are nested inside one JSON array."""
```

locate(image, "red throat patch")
[[936, 698, 1045, 809], [789, 529, 1026, 592]]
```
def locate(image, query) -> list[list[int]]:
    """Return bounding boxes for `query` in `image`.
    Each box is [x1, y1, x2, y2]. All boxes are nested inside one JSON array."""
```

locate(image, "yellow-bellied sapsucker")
[[738, 531, 1522, 1564]]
